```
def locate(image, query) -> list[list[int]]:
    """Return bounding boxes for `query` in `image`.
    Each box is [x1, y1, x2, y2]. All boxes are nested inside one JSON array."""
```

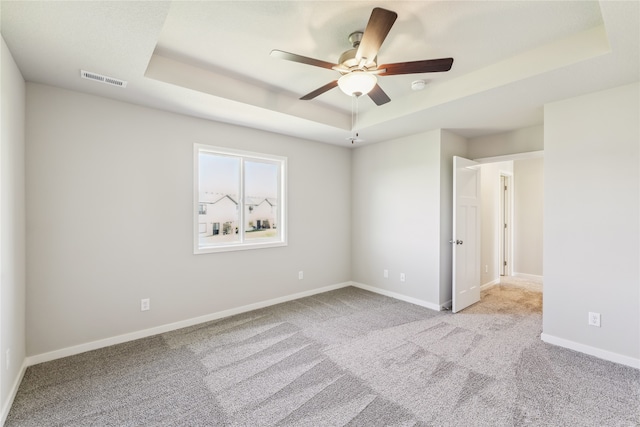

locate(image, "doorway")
[[475, 152, 544, 289]]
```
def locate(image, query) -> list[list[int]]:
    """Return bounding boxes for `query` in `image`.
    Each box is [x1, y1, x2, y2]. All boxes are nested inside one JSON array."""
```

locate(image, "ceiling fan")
[[271, 7, 454, 106]]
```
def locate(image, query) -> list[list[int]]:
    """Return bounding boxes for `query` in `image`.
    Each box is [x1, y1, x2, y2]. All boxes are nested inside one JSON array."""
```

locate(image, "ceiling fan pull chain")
[[350, 94, 360, 144], [351, 94, 356, 143], [355, 94, 359, 137]]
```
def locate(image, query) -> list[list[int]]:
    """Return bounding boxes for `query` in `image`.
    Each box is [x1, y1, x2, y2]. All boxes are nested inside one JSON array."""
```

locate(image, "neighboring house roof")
[[199, 194, 277, 206], [199, 193, 238, 205], [246, 197, 277, 207]]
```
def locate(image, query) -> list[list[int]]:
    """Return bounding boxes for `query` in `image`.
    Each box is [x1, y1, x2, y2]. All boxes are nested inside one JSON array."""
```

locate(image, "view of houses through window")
[[195, 145, 286, 253]]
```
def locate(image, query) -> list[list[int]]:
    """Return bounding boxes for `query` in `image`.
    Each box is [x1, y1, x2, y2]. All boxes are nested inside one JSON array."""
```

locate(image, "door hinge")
[[504, 223, 507, 229], [504, 261, 507, 266]]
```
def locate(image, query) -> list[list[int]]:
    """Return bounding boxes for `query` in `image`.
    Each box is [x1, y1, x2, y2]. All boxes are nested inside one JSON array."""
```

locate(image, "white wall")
[[468, 125, 543, 159], [479, 161, 513, 286], [25, 83, 352, 357], [0, 37, 27, 421], [543, 82, 639, 365], [513, 157, 543, 277], [351, 129, 467, 309]]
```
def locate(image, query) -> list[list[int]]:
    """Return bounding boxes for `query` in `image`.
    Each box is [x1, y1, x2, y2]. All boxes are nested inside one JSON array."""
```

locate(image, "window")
[[194, 144, 287, 253]]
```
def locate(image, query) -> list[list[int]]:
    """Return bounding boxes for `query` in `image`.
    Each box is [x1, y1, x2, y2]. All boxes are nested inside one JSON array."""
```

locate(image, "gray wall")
[[544, 82, 639, 361], [351, 129, 467, 308], [439, 131, 468, 304], [0, 37, 26, 419], [513, 157, 543, 276], [351, 130, 442, 306], [25, 83, 352, 356]]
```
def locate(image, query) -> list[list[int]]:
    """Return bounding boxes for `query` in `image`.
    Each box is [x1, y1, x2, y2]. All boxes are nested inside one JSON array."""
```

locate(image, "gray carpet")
[[6, 284, 640, 426]]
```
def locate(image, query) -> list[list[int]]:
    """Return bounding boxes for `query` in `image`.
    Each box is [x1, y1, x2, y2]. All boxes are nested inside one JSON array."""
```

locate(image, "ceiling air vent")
[[80, 70, 127, 88]]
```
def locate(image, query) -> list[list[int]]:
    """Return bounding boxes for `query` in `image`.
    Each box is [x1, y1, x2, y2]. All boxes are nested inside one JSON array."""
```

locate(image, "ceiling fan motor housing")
[[338, 50, 377, 71], [348, 31, 363, 48], [338, 31, 377, 71]]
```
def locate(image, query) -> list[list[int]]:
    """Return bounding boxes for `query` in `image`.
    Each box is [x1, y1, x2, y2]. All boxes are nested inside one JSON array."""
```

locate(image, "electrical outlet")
[[141, 298, 150, 311], [485, 265, 488, 273], [383, 269, 388, 278], [400, 273, 406, 282], [298, 271, 304, 280], [588, 312, 601, 327]]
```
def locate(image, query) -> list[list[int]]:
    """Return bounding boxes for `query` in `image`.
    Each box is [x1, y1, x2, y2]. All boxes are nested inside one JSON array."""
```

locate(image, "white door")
[[452, 156, 481, 313]]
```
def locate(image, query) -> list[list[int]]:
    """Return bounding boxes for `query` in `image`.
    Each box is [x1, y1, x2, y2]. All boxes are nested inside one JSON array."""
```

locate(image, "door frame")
[[499, 173, 514, 277]]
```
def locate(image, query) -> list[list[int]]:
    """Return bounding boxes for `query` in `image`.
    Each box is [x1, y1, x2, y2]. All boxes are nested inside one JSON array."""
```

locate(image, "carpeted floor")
[[6, 282, 640, 426]]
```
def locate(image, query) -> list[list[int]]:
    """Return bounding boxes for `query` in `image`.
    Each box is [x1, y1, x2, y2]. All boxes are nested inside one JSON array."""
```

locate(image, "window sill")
[[194, 240, 287, 254]]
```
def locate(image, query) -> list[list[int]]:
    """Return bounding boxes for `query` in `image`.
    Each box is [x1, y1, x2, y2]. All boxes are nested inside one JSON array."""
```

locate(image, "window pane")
[[244, 160, 279, 241], [198, 153, 240, 247]]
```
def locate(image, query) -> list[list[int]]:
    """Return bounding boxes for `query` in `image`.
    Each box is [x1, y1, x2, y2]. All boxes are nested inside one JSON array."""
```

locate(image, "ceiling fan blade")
[[368, 84, 391, 106], [270, 50, 337, 70], [356, 8, 398, 63], [378, 58, 454, 76], [300, 80, 339, 100]]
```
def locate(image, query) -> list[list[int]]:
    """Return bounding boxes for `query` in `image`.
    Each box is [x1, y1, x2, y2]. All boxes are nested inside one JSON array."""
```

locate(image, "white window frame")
[[194, 144, 287, 254]]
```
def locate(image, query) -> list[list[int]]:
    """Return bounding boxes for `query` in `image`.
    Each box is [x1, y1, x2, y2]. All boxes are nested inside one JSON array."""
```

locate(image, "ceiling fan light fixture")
[[338, 72, 377, 97]]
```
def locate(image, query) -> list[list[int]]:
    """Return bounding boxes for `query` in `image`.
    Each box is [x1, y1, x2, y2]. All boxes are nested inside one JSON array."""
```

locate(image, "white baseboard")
[[541, 333, 640, 369], [351, 282, 443, 312], [481, 278, 500, 290], [513, 272, 544, 282], [1, 359, 27, 425], [26, 281, 352, 367]]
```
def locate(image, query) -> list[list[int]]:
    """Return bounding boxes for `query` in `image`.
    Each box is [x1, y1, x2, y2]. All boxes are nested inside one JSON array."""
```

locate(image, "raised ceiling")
[[1, 1, 638, 146]]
